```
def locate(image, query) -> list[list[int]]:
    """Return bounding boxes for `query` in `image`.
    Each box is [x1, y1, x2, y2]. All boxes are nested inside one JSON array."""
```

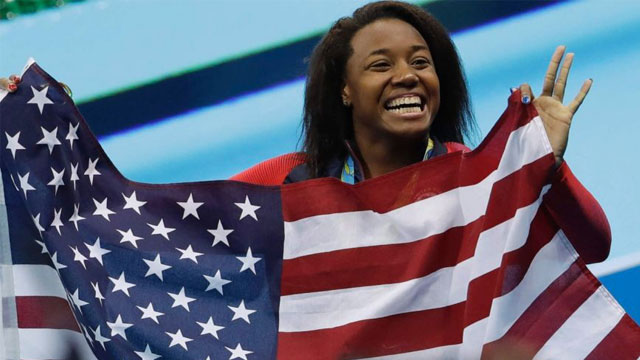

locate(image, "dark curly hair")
[[302, 1, 475, 178]]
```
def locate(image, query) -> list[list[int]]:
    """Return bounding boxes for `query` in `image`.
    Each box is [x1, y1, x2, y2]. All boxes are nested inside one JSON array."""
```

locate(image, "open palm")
[[519, 46, 592, 168]]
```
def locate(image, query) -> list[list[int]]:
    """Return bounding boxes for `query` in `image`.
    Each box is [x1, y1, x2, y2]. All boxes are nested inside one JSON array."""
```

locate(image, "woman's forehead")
[[349, 18, 429, 58]]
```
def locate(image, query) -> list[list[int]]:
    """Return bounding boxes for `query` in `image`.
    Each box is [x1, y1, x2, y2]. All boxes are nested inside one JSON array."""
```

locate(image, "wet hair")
[[302, 0, 475, 177]]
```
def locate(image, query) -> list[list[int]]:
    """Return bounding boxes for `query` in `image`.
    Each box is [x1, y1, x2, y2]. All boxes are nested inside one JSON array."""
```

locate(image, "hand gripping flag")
[[0, 61, 638, 359]]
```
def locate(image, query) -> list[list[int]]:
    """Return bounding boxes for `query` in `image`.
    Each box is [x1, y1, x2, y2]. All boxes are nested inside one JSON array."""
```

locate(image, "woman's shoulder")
[[229, 152, 306, 186]]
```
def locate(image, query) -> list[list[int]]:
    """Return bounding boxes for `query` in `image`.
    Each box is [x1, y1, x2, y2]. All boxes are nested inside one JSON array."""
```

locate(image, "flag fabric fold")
[[0, 61, 638, 359]]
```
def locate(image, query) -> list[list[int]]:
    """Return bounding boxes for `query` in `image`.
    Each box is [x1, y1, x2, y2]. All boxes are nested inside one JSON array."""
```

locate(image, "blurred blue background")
[[1, 0, 638, 321]]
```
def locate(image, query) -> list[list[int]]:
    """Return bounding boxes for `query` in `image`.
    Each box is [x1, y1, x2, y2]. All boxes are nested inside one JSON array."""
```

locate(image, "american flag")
[[0, 60, 638, 359]]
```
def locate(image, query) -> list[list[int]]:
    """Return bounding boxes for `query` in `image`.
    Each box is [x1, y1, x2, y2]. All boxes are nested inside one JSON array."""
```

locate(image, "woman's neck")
[[353, 134, 427, 179]]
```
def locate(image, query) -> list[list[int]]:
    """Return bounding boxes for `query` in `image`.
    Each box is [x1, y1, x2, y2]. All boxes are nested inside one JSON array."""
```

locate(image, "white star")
[[69, 204, 85, 230], [32, 213, 45, 237], [109, 271, 135, 297], [123, 191, 146, 214], [228, 300, 256, 324], [84, 157, 101, 185], [168, 287, 196, 311], [66, 122, 79, 149], [107, 314, 133, 340], [85, 238, 111, 265], [47, 167, 64, 195], [93, 197, 115, 221], [37, 126, 61, 154], [70, 162, 79, 189], [135, 345, 161, 360], [91, 281, 105, 305], [50, 251, 67, 272], [35, 239, 49, 255], [117, 228, 143, 248], [51, 208, 63, 235], [27, 85, 53, 114], [166, 329, 192, 351], [5, 131, 25, 159], [208, 220, 234, 247], [197, 317, 224, 339], [143, 254, 172, 281], [17, 172, 35, 198], [69, 288, 89, 311], [236, 247, 261, 274], [148, 218, 175, 240], [204, 270, 231, 295], [235, 195, 260, 221], [91, 325, 110, 350], [177, 193, 204, 220], [176, 245, 203, 264], [69, 245, 87, 269], [226, 343, 253, 360], [137, 302, 164, 324]]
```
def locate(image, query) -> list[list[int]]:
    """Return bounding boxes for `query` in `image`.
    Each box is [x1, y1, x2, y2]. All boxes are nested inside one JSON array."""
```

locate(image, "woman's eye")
[[412, 58, 430, 67], [371, 62, 390, 70]]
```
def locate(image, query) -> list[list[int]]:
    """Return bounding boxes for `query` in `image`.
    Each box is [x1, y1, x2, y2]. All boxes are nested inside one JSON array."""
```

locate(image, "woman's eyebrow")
[[366, 44, 429, 58]]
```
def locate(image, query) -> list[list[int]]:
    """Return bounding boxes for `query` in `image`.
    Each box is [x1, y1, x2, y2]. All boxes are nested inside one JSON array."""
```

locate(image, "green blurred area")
[[1, 0, 86, 20]]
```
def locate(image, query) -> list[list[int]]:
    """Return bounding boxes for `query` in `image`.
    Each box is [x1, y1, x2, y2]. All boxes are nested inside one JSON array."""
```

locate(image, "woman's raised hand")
[[517, 45, 592, 168], [0, 74, 21, 92]]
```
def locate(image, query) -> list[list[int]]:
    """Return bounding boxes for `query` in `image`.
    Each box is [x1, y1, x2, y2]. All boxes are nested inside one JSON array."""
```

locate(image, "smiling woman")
[[295, 1, 473, 182], [343, 18, 442, 178], [232, 1, 610, 265]]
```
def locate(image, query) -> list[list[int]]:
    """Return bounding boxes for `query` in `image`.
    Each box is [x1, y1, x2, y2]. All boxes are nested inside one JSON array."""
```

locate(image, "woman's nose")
[[391, 67, 419, 87]]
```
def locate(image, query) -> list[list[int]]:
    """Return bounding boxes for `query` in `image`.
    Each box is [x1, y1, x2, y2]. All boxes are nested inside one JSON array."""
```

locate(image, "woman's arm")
[[544, 162, 611, 263], [516, 46, 610, 263]]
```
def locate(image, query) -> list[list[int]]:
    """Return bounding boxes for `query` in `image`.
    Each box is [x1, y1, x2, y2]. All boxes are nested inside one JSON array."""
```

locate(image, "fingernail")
[[510, 87, 518, 94], [522, 96, 530, 104], [13, 76, 21, 84], [7, 83, 17, 92]]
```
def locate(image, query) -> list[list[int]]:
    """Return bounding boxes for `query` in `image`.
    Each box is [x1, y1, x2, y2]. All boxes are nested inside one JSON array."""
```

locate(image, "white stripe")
[[484, 231, 577, 342], [458, 230, 575, 357], [470, 185, 550, 279], [284, 116, 550, 260], [533, 286, 624, 360], [13, 264, 67, 298], [19, 328, 97, 360], [280, 258, 472, 332], [279, 193, 548, 332], [362, 230, 582, 359]]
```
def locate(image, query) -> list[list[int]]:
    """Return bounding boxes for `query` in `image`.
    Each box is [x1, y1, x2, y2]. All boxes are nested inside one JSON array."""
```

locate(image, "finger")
[[0, 78, 16, 92], [520, 83, 533, 104], [541, 45, 566, 97], [568, 78, 593, 114], [9, 74, 21, 84], [553, 53, 574, 102]]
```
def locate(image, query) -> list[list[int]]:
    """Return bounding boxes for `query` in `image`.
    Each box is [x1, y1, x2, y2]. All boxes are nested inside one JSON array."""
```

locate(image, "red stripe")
[[282, 155, 553, 295], [480, 261, 596, 359], [463, 210, 557, 327], [277, 301, 466, 360], [585, 314, 640, 359], [282, 219, 480, 295], [282, 99, 542, 222], [16, 296, 79, 331]]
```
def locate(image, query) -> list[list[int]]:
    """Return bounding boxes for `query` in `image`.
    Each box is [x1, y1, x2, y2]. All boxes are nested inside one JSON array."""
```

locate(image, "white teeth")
[[386, 95, 422, 108], [388, 106, 422, 114]]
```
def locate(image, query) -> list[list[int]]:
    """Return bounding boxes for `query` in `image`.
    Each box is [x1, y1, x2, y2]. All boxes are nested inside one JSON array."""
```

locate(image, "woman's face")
[[343, 18, 440, 144]]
